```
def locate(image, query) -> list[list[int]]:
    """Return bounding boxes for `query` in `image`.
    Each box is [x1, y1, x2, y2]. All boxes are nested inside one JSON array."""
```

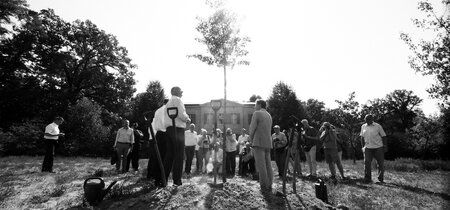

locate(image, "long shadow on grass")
[[297, 175, 370, 190], [382, 182, 450, 201]]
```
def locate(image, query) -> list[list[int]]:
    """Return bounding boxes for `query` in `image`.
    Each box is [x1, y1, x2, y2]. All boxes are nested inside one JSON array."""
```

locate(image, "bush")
[[0, 121, 46, 156], [62, 97, 114, 157], [0, 129, 16, 156]]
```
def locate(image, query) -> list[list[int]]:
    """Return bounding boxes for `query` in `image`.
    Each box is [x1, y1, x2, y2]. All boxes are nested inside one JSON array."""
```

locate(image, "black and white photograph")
[[0, 0, 449, 209]]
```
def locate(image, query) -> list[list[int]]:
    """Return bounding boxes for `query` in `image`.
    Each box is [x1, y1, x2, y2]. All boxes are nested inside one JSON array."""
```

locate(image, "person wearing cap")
[[301, 119, 319, 177], [224, 128, 237, 176], [184, 123, 198, 176], [114, 120, 135, 174], [271, 125, 287, 178], [360, 114, 387, 183], [249, 99, 273, 192], [319, 122, 346, 182], [164, 87, 191, 186], [42, 116, 65, 173]]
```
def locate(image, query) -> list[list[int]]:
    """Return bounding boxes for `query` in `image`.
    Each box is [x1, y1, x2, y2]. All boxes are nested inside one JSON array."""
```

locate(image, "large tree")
[[400, 0, 450, 105], [362, 89, 422, 134], [267, 81, 307, 131], [0, 9, 136, 127], [0, 0, 28, 35]]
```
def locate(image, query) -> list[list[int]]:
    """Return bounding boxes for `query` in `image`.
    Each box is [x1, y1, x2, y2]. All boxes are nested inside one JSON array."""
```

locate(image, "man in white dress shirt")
[[148, 99, 168, 187], [42, 117, 65, 173], [164, 87, 191, 186]]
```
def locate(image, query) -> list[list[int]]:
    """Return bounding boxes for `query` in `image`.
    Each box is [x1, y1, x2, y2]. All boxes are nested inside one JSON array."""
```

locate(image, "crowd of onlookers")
[[42, 86, 388, 193]]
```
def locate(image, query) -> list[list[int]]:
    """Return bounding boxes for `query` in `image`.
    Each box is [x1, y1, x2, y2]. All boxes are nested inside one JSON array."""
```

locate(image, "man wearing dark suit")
[[249, 99, 273, 192]]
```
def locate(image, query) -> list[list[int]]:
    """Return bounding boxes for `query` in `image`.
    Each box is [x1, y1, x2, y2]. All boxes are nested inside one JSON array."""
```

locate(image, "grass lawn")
[[0, 156, 448, 209]]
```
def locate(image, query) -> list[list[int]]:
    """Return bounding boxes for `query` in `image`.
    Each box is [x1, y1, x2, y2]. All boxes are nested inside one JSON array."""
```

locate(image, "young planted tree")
[[189, 2, 250, 183]]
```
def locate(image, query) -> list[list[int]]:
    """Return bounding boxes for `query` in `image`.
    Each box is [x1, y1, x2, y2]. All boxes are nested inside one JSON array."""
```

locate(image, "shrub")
[[0, 129, 16, 156], [62, 98, 114, 157], [0, 121, 46, 156]]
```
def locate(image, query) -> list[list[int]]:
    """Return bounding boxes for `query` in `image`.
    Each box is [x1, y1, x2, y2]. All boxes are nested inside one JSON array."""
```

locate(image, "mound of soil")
[[100, 174, 333, 210]]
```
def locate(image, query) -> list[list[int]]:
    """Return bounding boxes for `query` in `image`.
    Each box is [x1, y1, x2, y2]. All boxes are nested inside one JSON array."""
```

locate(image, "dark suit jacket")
[[249, 109, 273, 149]]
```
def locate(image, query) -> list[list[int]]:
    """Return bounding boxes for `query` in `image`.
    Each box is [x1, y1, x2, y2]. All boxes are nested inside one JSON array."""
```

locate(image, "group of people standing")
[[247, 100, 388, 193], [41, 87, 387, 193]]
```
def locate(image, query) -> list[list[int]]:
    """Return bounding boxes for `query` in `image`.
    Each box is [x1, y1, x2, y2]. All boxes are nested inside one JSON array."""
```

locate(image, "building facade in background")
[[185, 100, 255, 135]]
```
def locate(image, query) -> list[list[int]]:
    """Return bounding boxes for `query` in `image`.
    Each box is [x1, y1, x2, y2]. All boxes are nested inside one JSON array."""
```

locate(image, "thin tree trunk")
[[222, 65, 227, 183]]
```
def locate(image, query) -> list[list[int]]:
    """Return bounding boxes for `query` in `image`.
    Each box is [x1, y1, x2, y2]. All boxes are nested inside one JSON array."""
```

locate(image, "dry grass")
[[0, 156, 448, 209]]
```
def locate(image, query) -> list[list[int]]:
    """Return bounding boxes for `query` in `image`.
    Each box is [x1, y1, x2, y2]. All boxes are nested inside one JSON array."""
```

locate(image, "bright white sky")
[[28, 0, 445, 115]]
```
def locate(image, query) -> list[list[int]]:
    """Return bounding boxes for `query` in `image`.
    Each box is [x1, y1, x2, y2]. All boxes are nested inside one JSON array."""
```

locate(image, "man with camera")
[[301, 119, 319, 177], [319, 122, 346, 182], [271, 125, 287, 178]]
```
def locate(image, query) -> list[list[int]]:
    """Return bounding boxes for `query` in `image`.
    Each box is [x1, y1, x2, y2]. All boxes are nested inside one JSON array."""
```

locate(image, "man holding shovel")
[[164, 87, 191, 186]]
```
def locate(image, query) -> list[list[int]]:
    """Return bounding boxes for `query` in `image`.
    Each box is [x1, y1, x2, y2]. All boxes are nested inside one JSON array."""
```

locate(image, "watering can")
[[83, 177, 117, 206], [315, 178, 328, 203]]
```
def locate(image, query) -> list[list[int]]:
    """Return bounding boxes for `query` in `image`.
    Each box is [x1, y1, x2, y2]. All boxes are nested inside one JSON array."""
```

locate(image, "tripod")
[[282, 119, 302, 194]]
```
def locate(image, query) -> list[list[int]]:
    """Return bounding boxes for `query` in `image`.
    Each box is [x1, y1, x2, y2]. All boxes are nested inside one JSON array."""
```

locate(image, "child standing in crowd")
[[212, 142, 223, 184]]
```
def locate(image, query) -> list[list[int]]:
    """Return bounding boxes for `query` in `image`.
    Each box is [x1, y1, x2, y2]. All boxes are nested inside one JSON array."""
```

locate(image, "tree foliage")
[[249, 94, 262, 102], [129, 80, 166, 137], [332, 92, 363, 161], [63, 97, 112, 156], [362, 89, 423, 134], [401, 0, 450, 104], [0, 0, 28, 35], [304, 98, 326, 127], [267, 82, 307, 130], [189, 4, 250, 68], [0, 9, 136, 128]]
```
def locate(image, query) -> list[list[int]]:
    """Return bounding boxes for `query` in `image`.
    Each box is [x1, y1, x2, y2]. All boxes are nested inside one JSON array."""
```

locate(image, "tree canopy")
[[267, 82, 307, 130], [0, 9, 136, 128], [401, 0, 450, 105]]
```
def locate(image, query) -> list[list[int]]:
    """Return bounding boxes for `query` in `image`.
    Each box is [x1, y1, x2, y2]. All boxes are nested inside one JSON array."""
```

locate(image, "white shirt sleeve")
[[378, 124, 386, 137]]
